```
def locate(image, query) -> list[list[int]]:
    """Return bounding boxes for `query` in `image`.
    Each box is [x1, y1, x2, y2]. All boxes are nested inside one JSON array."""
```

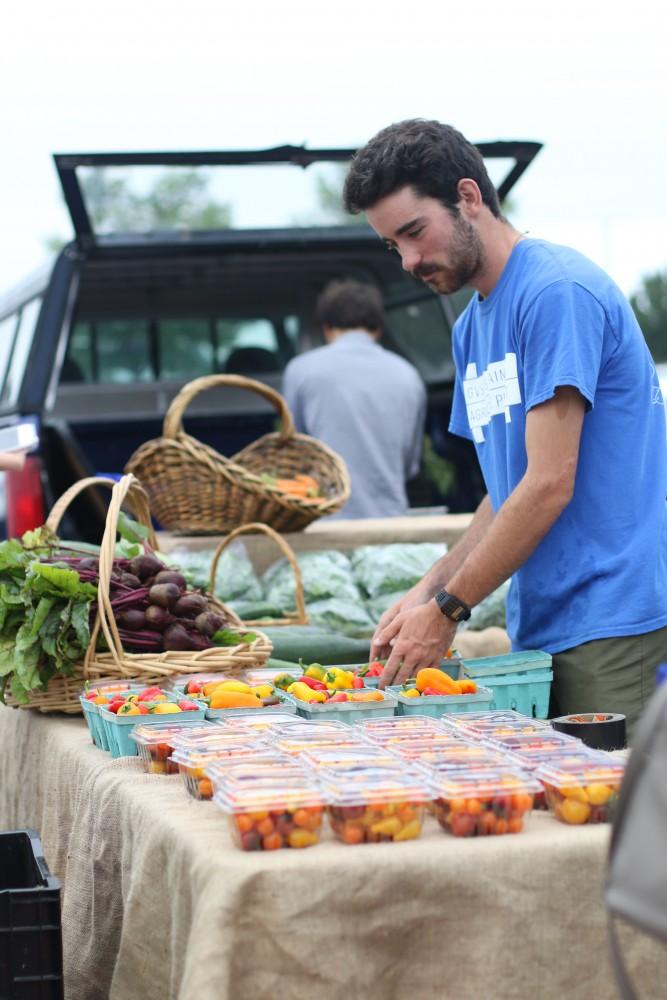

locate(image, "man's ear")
[[456, 178, 483, 219]]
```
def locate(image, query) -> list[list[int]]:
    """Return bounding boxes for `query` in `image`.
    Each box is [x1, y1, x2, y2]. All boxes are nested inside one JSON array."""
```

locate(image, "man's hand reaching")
[[375, 600, 457, 689]]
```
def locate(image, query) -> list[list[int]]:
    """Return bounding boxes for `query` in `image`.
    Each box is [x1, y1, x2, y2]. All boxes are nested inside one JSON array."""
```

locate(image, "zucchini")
[[260, 626, 371, 666]]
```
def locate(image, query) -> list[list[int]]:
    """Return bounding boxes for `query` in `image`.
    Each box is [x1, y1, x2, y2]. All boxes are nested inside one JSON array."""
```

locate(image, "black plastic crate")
[[0, 830, 64, 1000]]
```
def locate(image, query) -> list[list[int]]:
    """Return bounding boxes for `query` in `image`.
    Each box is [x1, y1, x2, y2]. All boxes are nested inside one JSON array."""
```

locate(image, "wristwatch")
[[434, 589, 471, 623]]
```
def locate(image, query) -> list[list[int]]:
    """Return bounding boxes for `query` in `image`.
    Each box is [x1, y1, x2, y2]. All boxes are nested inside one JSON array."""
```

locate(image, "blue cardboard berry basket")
[[99, 694, 207, 758], [441, 651, 553, 720], [284, 689, 398, 724], [386, 684, 493, 718]]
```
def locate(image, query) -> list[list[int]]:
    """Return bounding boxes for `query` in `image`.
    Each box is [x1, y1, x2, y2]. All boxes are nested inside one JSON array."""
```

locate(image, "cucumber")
[[260, 626, 371, 666], [230, 600, 285, 621]]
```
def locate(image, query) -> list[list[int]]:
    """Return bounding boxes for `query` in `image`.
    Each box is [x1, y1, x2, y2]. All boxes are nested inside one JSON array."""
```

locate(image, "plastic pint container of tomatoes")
[[534, 756, 626, 825], [320, 766, 432, 845], [429, 767, 541, 837], [214, 775, 326, 851], [170, 734, 270, 800], [130, 722, 214, 774]]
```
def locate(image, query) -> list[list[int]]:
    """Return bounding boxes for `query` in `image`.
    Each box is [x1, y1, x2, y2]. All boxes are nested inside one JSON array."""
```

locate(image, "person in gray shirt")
[[282, 280, 427, 518]]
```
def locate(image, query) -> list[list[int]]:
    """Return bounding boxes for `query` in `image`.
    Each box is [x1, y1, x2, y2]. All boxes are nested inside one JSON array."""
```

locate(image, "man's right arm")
[[370, 494, 494, 658]]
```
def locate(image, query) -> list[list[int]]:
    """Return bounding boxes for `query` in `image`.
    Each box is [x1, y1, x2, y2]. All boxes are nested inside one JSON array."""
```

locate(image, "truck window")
[[0, 298, 42, 407], [216, 319, 279, 370], [158, 319, 214, 379], [385, 297, 455, 384], [65, 319, 153, 383]]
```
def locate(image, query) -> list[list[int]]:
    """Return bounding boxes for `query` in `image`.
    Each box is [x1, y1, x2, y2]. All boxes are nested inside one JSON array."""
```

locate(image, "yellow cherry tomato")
[[561, 798, 591, 824]]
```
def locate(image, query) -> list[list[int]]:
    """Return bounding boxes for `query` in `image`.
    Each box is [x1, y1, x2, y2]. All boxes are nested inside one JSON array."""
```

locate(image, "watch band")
[[435, 589, 471, 622]]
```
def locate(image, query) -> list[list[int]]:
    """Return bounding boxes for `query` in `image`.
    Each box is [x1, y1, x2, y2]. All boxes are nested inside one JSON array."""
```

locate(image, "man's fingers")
[[374, 614, 404, 650], [378, 645, 405, 689], [392, 656, 419, 687]]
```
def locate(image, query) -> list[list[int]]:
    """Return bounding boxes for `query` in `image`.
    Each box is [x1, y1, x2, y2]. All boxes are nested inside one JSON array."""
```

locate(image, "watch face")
[[436, 590, 470, 622]]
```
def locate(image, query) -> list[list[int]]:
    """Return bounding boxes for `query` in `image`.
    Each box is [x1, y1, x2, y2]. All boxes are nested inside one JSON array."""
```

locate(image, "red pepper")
[[422, 686, 447, 697], [352, 676, 364, 689], [107, 696, 126, 714], [299, 676, 328, 691], [367, 661, 385, 677], [329, 692, 349, 703]]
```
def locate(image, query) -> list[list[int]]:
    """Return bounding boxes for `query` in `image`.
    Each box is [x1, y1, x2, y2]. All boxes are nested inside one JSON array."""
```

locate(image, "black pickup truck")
[[0, 141, 541, 540]]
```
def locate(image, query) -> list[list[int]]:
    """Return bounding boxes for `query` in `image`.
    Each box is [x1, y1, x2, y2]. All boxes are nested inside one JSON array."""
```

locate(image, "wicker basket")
[[5, 475, 272, 714], [209, 522, 309, 628], [124, 374, 351, 534]]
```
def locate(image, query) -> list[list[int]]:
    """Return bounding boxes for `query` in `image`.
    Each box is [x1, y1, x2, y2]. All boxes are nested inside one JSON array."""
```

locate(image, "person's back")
[[282, 281, 426, 518]]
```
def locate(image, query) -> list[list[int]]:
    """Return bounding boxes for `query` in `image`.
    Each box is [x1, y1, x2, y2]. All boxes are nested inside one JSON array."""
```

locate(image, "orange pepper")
[[209, 690, 262, 709], [415, 668, 459, 695]]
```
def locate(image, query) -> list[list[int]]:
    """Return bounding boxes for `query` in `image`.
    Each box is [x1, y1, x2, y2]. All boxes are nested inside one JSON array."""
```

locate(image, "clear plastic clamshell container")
[[321, 766, 431, 845], [390, 740, 505, 768], [535, 755, 626, 825], [218, 711, 304, 733], [300, 746, 402, 771], [360, 716, 452, 748], [206, 756, 302, 795], [481, 729, 581, 755], [269, 721, 364, 756], [129, 722, 214, 774], [360, 715, 444, 735], [170, 733, 268, 799], [214, 775, 325, 851], [439, 710, 549, 738], [430, 767, 541, 837]]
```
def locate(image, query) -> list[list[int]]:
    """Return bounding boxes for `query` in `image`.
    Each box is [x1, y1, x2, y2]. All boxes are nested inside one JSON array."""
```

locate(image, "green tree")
[[630, 270, 667, 363], [46, 168, 231, 249], [292, 164, 368, 227]]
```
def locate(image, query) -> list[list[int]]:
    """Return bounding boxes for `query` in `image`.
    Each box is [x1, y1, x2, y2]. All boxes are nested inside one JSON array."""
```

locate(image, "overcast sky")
[[2, 0, 666, 296]]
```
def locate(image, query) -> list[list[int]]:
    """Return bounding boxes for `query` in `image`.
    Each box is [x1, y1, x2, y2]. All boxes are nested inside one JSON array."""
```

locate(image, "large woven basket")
[[209, 522, 309, 628], [6, 474, 272, 714], [124, 374, 351, 534]]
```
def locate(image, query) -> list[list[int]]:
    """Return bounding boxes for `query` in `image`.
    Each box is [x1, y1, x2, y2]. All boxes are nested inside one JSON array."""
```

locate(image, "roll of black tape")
[[551, 713, 626, 751]]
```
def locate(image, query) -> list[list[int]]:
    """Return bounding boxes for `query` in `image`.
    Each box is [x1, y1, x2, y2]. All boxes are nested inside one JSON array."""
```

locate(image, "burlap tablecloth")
[[0, 704, 664, 1000]]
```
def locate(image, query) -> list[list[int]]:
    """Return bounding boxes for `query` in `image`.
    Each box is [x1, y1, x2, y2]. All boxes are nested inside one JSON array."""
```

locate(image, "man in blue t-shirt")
[[344, 119, 667, 737]]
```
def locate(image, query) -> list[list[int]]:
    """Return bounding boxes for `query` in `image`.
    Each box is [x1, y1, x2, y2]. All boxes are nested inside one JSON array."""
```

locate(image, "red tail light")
[[5, 455, 46, 538]]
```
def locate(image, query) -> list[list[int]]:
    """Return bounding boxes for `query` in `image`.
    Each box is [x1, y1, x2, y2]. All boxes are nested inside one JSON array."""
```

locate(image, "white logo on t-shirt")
[[463, 353, 523, 443]]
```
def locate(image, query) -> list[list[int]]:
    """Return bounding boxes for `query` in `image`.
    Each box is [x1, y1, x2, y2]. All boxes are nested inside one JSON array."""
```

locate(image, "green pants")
[[549, 626, 667, 744]]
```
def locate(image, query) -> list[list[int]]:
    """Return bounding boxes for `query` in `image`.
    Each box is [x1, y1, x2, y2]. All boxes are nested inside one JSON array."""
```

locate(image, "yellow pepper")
[[288, 682, 327, 703], [403, 688, 421, 699], [250, 684, 274, 699], [304, 663, 326, 681], [324, 669, 355, 690]]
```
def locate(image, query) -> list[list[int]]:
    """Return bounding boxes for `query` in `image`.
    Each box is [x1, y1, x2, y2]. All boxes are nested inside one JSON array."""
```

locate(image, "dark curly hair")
[[315, 280, 385, 332], [343, 119, 502, 218]]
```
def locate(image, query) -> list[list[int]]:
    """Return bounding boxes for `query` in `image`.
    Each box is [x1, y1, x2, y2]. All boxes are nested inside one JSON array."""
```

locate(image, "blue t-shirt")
[[449, 238, 667, 654]]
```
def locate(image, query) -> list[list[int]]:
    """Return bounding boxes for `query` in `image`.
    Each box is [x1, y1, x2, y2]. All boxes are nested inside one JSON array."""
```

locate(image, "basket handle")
[[46, 475, 157, 549], [84, 475, 158, 671], [208, 522, 309, 626], [162, 374, 296, 446]]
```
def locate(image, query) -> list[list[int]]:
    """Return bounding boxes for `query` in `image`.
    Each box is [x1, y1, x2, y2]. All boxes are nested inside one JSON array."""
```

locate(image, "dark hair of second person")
[[343, 119, 502, 218], [315, 280, 385, 333]]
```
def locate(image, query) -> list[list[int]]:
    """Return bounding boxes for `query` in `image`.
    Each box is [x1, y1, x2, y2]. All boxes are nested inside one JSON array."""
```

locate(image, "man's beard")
[[413, 213, 484, 294]]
